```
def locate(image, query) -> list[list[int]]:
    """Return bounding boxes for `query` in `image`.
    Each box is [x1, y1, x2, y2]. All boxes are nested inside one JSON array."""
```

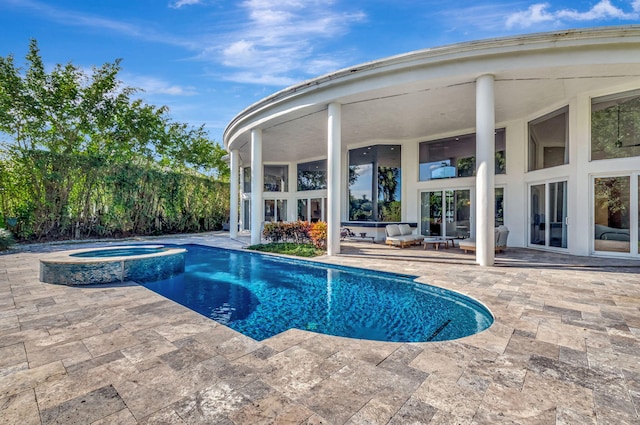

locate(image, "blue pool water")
[[71, 247, 167, 258], [141, 245, 493, 342]]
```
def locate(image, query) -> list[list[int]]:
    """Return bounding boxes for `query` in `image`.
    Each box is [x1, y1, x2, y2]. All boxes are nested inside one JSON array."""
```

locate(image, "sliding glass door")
[[530, 181, 568, 249], [420, 189, 470, 238]]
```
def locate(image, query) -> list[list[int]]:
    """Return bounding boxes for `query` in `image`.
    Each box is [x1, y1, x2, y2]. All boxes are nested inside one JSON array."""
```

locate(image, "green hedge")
[[0, 152, 229, 241]]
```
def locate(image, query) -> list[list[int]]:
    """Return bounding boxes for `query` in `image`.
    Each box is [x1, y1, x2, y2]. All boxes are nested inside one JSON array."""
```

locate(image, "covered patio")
[[224, 26, 640, 266]]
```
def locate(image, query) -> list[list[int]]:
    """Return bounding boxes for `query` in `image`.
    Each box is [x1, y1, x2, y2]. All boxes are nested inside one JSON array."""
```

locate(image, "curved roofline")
[[223, 25, 640, 147]]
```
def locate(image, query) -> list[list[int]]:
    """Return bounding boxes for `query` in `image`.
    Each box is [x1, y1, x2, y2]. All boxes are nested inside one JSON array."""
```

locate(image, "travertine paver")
[[0, 233, 639, 424]]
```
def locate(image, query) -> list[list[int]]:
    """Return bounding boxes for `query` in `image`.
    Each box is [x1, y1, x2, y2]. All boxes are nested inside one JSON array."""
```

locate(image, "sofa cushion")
[[386, 224, 401, 237], [398, 224, 412, 236]]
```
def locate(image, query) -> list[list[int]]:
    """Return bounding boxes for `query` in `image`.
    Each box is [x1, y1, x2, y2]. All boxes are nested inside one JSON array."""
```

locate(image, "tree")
[[0, 39, 229, 240]]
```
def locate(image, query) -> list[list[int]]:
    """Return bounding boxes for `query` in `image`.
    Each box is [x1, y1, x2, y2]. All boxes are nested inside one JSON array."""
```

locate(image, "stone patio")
[[1, 233, 639, 424]]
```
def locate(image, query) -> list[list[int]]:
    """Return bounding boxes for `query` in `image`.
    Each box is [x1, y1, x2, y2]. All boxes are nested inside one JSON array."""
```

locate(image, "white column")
[[229, 149, 239, 238], [327, 103, 342, 255], [475, 74, 495, 266], [250, 129, 264, 245], [401, 141, 419, 223], [572, 95, 591, 256], [288, 162, 297, 221]]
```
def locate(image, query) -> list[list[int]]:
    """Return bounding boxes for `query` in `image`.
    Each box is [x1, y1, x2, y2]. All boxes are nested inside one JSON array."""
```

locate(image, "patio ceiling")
[[225, 27, 640, 165]]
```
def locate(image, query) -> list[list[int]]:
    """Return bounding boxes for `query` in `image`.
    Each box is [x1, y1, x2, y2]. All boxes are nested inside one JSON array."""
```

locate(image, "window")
[[592, 89, 640, 160], [298, 198, 325, 222], [264, 165, 288, 192], [528, 107, 569, 171], [265, 199, 287, 222], [495, 187, 504, 227], [348, 145, 401, 221], [297, 160, 327, 191], [419, 129, 506, 181], [243, 167, 251, 193]]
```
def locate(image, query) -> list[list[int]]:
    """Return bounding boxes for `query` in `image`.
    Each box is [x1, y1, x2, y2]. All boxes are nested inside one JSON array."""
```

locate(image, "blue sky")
[[1, 0, 639, 144]]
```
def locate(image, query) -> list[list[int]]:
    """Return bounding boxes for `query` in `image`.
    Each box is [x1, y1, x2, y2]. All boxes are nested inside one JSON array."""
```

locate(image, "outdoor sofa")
[[385, 224, 423, 248], [459, 225, 510, 253]]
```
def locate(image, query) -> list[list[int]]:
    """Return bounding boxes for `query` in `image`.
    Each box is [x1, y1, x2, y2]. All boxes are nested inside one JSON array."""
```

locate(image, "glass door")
[[530, 181, 568, 249], [420, 191, 443, 236], [594, 176, 631, 254], [421, 189, 470, 238], [549, 182, 568, 248], [445, 190, 471, 238]]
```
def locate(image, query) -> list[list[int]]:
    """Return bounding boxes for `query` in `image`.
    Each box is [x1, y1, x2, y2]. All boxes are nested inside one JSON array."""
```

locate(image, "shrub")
[[308, 221, 327, 249], [0, 229, 15, 251], [263, 221, 310, 243]]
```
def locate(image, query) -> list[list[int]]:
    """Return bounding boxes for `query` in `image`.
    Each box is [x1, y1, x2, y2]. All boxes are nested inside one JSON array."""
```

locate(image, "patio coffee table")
[[440, 236, 456, 248], [423, 237, 447, 250]]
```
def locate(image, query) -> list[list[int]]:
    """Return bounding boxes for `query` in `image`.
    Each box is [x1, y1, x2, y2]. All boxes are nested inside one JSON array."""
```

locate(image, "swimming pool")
[[141, 244, 493, 343]]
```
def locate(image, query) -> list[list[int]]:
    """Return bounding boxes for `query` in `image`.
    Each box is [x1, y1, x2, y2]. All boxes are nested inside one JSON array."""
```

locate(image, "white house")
[[223, 26, 640, 266]]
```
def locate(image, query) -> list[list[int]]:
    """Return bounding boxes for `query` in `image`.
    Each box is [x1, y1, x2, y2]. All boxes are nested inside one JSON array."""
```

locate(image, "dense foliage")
[[261, 220, 327, 250], [262, 221, 311, 243], [0, 40, 229, 241]]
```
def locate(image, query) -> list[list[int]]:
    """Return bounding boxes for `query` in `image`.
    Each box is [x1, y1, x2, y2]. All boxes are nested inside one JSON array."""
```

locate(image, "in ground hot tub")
[[40, 245, 186, 285]]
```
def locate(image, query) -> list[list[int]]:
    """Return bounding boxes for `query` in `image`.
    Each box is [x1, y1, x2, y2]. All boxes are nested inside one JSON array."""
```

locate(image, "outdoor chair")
[[459, 225, 509, 253], [385, 224, 423, 248]]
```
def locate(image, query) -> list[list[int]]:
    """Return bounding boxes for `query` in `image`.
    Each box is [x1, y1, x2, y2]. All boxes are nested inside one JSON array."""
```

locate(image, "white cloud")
[[124, 74, 198, 96], [213, 0, 366, 85], [506, 1, 640, 29], [169, 0, 203, 9]]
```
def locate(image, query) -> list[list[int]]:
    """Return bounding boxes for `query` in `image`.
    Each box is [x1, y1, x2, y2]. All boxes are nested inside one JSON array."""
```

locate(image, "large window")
[[419, 129, 506, 181], [264, 165, 288, 192], [297, 160, 327, 191], [592, 89, 640, 161], [528, 107, 569, 171], [348, 145, 401, 221]]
